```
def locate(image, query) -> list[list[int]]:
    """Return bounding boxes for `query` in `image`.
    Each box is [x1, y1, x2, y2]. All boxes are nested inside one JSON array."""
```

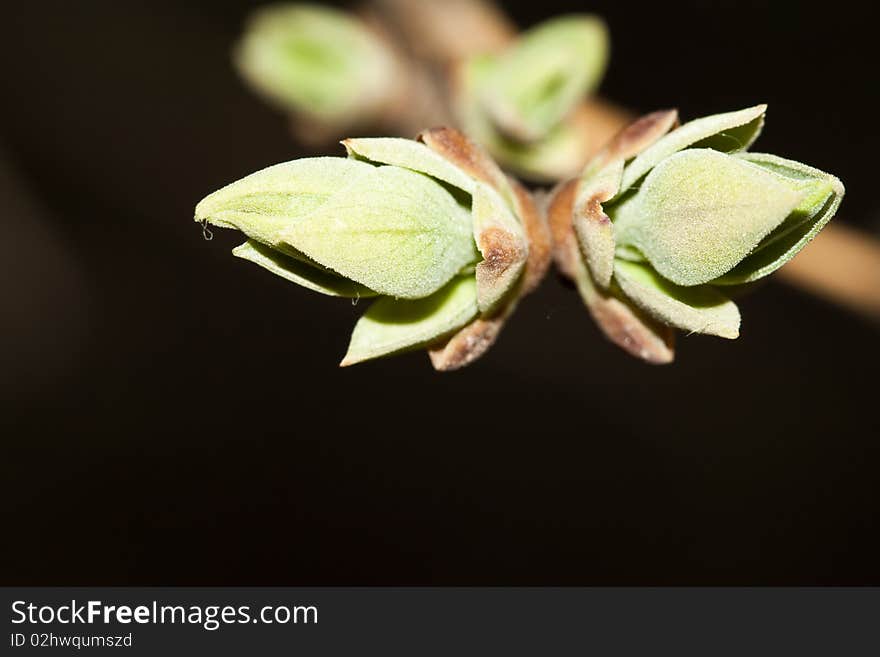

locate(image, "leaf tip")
[[590, 295, 676, 364], [605, 108, 679, 161], [427, 316, 506, 371], [475, 226, 527, 311]]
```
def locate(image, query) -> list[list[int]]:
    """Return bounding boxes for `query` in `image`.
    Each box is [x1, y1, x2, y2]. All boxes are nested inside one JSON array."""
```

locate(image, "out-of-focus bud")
[[453, 15, 609, 181], [234, 4, 405, 144], [195, 128, 551, 370], [547, 105, 844, 362]]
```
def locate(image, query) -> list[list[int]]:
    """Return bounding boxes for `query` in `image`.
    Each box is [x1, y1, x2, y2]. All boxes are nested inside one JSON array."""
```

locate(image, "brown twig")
[[776, 223, 880, 321], [369, 0, 516, 63]]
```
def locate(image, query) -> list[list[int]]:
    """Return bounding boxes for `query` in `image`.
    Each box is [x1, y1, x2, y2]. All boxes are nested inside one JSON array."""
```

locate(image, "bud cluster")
[[547, 106, 844, 362], [196, 127, 551, 370]]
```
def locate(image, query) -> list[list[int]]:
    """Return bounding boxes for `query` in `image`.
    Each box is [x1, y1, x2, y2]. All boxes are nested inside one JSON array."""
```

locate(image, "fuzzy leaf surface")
[[281, 166, 477, 299], [232, 240, 376, 297], [195, 158, 373, 246], [341, 276, 478, 366], [716, 152, 844, 284], [618, 105, 766, 195], [615, 149, 804, 286], [614, 260, 740, 339]]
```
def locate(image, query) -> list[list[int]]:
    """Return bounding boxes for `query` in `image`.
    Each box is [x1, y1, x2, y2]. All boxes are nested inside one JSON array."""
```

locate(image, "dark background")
[[1, 0, 877, 584]]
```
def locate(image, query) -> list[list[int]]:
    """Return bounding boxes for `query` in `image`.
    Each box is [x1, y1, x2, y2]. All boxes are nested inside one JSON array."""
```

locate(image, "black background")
[[1, 0, 877, 584]]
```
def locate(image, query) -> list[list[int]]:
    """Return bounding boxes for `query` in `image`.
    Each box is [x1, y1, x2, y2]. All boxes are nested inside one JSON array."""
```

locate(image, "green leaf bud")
[[234, 4, 398, 123], [481, 15, 609, 142], [453, 15, 609, 181], [548, 105, 844, 362], [614, 148, 806, 286], [280, 165, 475, 299], [195, 128, 551, 369]]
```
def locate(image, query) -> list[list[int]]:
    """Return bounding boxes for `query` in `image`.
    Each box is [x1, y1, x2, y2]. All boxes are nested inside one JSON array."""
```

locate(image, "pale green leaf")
[[573, 158, 623, 288], [614, 260, 740, 339], [454, 55, 583, 181], [482, 15, 608, 141], [194, 157, 373, 246], [343, 137, 476, 195], [619, 104, 766, 194], [472, 183, 527, 312], [341, 276, 479, 366], [715, 152, 845, 284], [281, 165, 477, 299], [232, 240, 376, 298], [234, 4, 396, 119], [615, 149, 805, 286]]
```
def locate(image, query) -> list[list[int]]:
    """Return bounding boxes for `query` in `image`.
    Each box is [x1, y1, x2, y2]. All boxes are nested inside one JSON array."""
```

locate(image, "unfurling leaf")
[[614, 260, 740, 339], [343, 137, 477, 195], [232, 240, 376, 298], [619, 104, 766, 194], [341, 276, 479, 366]]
